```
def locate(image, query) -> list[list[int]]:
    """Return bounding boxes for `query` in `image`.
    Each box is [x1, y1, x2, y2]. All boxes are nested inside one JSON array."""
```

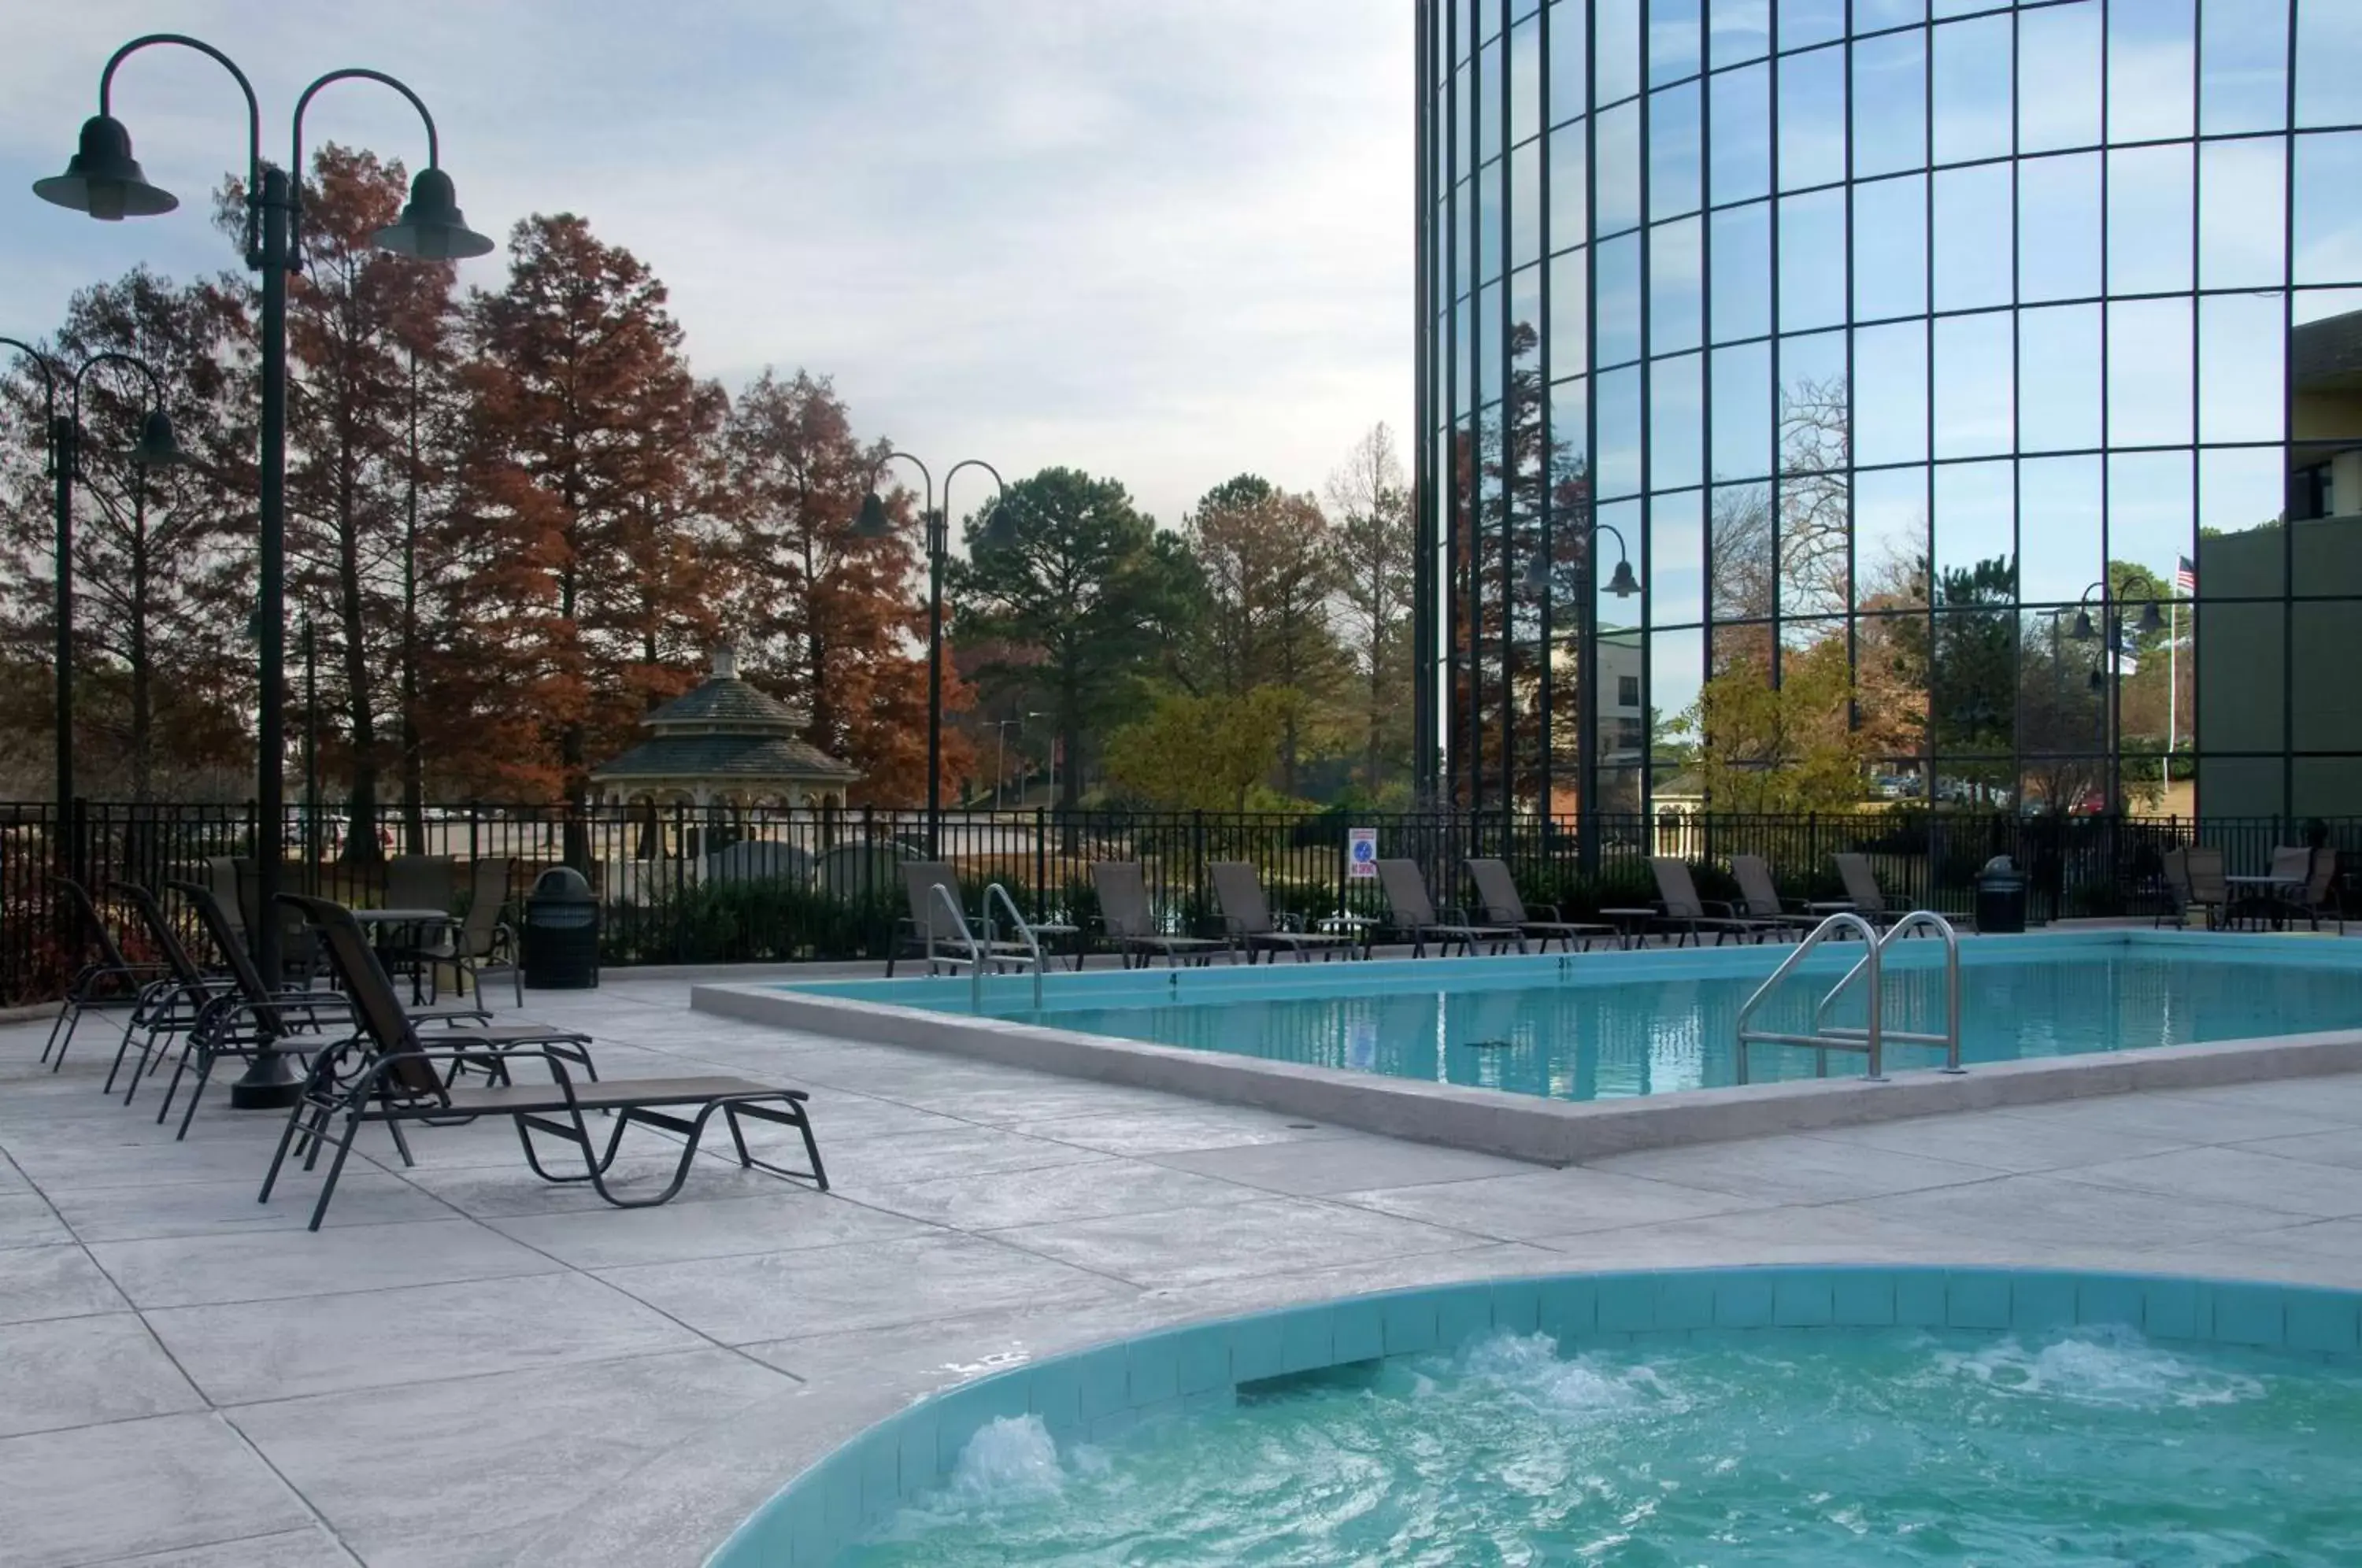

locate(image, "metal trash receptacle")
[[1975, 855, 2027, 934], [520, 867, 600, 989]]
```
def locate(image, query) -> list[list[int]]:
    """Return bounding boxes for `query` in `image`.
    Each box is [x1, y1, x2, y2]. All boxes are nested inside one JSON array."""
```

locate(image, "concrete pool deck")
[[13, 973, 2362, 1565]]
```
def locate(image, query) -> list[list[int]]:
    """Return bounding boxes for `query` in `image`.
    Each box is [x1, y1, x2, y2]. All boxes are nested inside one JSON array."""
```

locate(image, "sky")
[[0, 2, 1413, 528]]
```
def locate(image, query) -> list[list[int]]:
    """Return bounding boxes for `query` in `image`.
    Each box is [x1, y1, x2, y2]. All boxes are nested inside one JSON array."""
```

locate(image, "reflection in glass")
[[1480, 37, 1503, 165], [1931, 13, 2010, 166], [2017, 455, 2103, 606], [1512, 140, 1543, 266], [1650, 630, 1705, 776], [1653, 352, 1705, 494], [1510, 13, 1542, 148], [1778, 190, 1847, 333], [2201, 0, 2289, 135], [1854, 467, 1929, 612], [1456, 64, 1473, 183], [1549, 376, 1591, 499], [1650, 490, 1706, 627], [2295, 1, 2362, 131], [1549, 247, 1589, 380], [1778, 44, 1846, 193], [2107, 145, 2194, 298], [1651, 216, 1704, 355], [1710, 341, 1772, 482], [1597, 0, 1642, 106], [1479, 157, 1504, 282], [1512, 262, 1544, 372], [1853, 175, 1926, 322], [2199, 294, 2285, 446], [1856, 0, 1924, 29], [1597, 364, 1644, 499], [1549, 120, 1589, 253], [2106, 0, 2194, 146], [1597, 232, 1643, 366], [2019, 1, 2102, 157], [1479, 279, 1504, 407], [1549, 0, 1589, 128], [2198, 446, 2286, 594], [1779, 470, 1851, 619], [2294, 134, 2362, 289], [1934, 460, 2014, 595], [1709, 201, 1773, 343], [1851, 28, 1925, 180], [1778, 331, 1847, 472], [2199, 139, 2286, 291], [1934, 163, 2012, 313], [1453, 178, 1474, 299], [1651, 0, 1703, 88], [2017, 305, 2103, 456], [2108, 451, 2195, 594], [2107, 298, 2194, 449], [2018, 153, 2102, 305], [1709, 62, 1772, 205], [1650, 81, 1703, 223], [1933, 313, 2014, 460], [1711, 481, 1776, 623], [1596, 100, 1643, 237], [1853, 319, 1928, 468], [1709, 0, 1771, 69], [1779, 0, 1846, 53]]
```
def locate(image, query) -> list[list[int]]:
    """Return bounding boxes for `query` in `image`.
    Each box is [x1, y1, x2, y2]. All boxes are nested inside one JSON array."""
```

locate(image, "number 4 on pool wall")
[[1348, 828, 1378, 878]]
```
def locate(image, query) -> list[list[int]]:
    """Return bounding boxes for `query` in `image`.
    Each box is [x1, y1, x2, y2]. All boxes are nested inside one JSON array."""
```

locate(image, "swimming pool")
[[709, 1267, 2362, 1567], [780, 931, 2362, 1104]]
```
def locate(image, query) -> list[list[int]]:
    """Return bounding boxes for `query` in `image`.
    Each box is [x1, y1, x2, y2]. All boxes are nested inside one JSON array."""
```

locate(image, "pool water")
[[848, 1324, 2362, 1565]]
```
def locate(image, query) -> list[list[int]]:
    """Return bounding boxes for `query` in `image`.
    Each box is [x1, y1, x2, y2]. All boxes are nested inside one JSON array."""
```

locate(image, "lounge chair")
[[1464, 858, 1612, 952], [1729, 855, 1815, 939], [2157, 846, 2224, 930], [266, 892, 826, 1231], [1208, 862, 1360, 963], [41, 878, 169, 1071], [420, 857, 522, 1005], [1648, 858, 1781, 945], [379, 852, 460, 997], [231, 856, 320, 984], [1831, 853, 1901, 930], [1090, 861, 1226, 968], [886, 862, 1042, 977], [1375, 859, 1522, 957], [102, 880, 239, 1100]]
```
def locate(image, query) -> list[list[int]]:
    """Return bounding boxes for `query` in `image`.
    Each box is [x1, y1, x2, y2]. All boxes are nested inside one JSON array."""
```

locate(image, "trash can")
[[520, 867, 600, 989], [1975, 855, 2028, 934]]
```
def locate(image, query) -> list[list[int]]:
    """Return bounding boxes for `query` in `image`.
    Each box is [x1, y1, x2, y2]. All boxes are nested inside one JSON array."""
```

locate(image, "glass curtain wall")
[[1414, 0, 2362, 824]]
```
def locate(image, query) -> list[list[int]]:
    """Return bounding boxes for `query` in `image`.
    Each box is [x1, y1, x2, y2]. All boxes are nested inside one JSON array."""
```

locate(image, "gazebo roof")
[[589, 647, 857, 786]]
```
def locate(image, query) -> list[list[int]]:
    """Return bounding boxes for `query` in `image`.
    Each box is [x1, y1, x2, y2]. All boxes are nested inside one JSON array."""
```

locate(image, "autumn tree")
[[1679, 637, 1869, 812], [1104, 687, 1290, 812], [0, 267, 255, 799], [1324, 422, 1416, 797], [443, 213, 729, 839], [723, 368, 968, 805], [949, 468, 1194, 808]]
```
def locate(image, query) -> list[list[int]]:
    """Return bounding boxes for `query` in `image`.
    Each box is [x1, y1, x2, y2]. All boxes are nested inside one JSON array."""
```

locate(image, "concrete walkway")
[[9, 980, 2362, 1566]]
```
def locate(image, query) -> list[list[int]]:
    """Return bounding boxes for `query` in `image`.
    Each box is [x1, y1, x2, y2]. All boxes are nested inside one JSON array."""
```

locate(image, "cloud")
[[0, 1, 1412, 526]]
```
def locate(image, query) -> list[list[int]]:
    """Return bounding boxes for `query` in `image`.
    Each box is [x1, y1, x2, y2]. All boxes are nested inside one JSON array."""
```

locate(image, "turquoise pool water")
[[787, 934, 2362, 1102], [846, 1322, 2362, 1565]]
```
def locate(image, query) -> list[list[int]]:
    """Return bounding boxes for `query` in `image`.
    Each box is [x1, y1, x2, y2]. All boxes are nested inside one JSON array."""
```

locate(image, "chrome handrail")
[[979, 881, 1046, 1011], [924, 881, 983, 986], [1812, 911, 1963, 1073], [1737, 909, 1962, 1082], [1735, 912, 1882, 1082]]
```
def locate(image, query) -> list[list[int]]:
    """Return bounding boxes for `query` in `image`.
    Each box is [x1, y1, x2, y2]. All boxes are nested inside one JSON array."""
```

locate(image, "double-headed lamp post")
[[855, 455, 1014, 852], [1524, 521, 1640, 868], [0, 338, 181, 871], [36, 32, 494, 1108], [2071, 581, 2166, 812]]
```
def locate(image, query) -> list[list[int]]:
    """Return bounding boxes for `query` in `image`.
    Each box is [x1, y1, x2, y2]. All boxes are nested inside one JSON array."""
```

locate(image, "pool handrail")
[[1736, 910, 1962, 1082], [979, 881, 1046, 1012], [1812, 910, 1964, 1074]]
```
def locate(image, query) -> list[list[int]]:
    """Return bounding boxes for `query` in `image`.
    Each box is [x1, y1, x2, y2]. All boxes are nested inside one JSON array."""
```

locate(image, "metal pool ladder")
[[977, 882, 1046, 1012], [1734, 911, 1962, 1083]]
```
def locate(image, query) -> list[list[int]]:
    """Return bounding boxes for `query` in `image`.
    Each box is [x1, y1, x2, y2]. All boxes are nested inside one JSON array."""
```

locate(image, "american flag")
[[2175, 555, 2197, 594]]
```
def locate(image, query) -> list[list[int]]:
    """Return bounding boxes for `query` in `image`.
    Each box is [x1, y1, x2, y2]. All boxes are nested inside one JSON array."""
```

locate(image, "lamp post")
[[1027, 712, 1057, 804], [1526, 521, 1641, 871], [855, 453, 1013, 853], [2071, 583, 2167, 812], [36, 32, 494, 1108], [1, 338, 180, 875], [988, 717, 1024, 811]]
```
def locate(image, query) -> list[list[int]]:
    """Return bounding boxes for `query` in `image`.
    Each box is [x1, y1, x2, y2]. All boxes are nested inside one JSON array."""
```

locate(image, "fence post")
[[1035, 808, 1049, 921]]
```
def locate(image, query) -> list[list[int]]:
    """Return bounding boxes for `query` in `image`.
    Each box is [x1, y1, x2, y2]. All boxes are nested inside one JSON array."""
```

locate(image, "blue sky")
[[2, 2, 1412, 527]]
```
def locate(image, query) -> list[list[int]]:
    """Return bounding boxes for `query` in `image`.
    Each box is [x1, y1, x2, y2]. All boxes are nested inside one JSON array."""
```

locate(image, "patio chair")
[[1464, 857, 1612, 952], [2283, 846, 2346, 935], [1208, 861, 1360, 963], [266, 892, 826, 1232], [1090, 861, 1226, 968], [2184, 846, 2232, 930], [205, 856, 246, 947], [102, 880, 238, 1100], [886, 862, 1042, 977], [1728, 855, 1815, 939], [379, 852, 460, 996], [1375, 859, 1523, 957], [41, 878, 169, 1071], [1831, 853, 1901, 930], [420, 857, 522, 1005], [2156, 847, 2224, 930], [231, 857, 320, 985], [1648, 858, 1781, 945]]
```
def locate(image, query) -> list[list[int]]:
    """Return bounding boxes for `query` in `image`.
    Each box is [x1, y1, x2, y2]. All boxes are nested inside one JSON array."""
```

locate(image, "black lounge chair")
[[1464, 857, 1612, 952], [1208, 862, 1361, 963], [1090, 860, 1227, 968], [42, 877, 170, 1072], [1375, 859, 1523, 957], [1648, 859, 1783, 945], [266, 893, 826, 1231], [102, 879, 239, 1100]]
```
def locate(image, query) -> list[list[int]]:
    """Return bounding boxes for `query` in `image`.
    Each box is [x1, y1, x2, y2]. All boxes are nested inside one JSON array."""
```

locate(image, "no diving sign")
[[1347, 827, 1378, 878]]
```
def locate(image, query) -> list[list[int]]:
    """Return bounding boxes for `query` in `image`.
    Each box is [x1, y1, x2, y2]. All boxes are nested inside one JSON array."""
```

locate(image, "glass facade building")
[[1412, 0, 2362, 827]]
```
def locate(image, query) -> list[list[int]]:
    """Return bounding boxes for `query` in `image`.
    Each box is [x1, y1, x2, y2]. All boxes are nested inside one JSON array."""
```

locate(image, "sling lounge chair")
[[42, 878, 168, 1071], [1209, 862, 1359, 963], [1649, 858, 1783, 945], [1090, 860, 1226, 967], [1464, 857, 1612, 952], [420, 857, 522, 1005], [103, 879, 239, 1100], [2157, 846, 2224, 930], [886, 862, 1040, 977], [1831, 853, 1901, 930], [1376, 859, 1523, 957], [266, 892, 825, 1231], [1729, 855, 1815, 940]]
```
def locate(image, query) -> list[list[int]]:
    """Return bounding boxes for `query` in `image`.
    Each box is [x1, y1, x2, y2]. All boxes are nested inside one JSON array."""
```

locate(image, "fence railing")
[[5, 800, 2353, 1005]]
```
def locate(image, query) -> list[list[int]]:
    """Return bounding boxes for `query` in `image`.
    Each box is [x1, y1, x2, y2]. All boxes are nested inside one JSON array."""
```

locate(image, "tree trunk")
[[337, 446, 381, 864], [128, 473, 153, 802]]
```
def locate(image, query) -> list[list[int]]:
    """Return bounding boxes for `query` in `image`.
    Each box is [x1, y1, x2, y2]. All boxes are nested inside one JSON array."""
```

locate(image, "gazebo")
[[590, 648, 858, 830]]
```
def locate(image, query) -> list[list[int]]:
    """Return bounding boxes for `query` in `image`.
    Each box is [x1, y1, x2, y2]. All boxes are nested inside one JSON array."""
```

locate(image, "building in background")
[[1413, 0, 2362, 828]]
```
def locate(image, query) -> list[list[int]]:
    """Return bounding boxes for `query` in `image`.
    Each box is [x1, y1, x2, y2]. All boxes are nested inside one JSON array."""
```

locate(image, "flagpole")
[[2168, 597, 2178, 785]]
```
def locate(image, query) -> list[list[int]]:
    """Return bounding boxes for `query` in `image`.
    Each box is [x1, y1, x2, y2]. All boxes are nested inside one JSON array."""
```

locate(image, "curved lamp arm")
[[289, 67, 443, 265], [100, 35, 264, 262], [1592, 520, 1633, 567], [0, 338, 61, 474], [66, 349, 170, 417], [940, 457, 1009, 549]]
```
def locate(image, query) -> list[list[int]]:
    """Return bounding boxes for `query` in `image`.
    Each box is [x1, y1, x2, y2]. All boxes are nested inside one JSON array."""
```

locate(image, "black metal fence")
[[7, 799, 2356, 1005]]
